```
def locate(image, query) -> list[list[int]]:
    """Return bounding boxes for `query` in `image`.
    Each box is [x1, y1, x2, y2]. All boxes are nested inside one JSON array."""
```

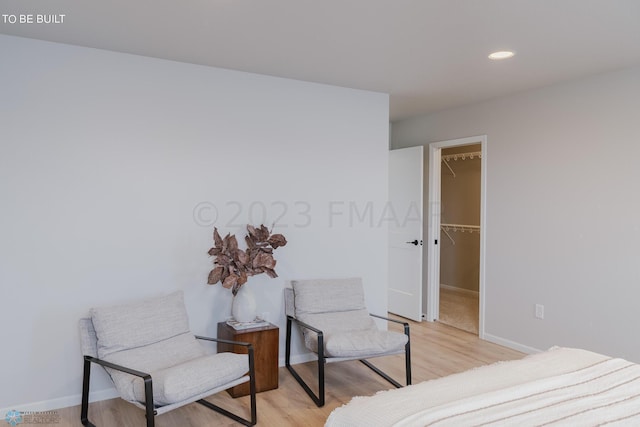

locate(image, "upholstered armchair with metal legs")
[[285, 278, 411, 407], [79, 291, 256, 427]]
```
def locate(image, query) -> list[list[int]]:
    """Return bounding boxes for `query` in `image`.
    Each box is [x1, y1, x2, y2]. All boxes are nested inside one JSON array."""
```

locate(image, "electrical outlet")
[[535, 304, 544, 319]]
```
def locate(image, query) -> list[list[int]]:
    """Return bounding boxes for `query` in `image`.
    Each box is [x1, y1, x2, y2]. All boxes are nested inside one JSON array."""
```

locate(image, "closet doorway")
[[425, 135, 486, 338], [438, 145, 481, 334]]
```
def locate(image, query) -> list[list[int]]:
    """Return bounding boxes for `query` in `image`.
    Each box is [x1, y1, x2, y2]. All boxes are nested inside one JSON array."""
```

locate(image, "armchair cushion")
[[79, 318, 98, 358], [299, 310, 407, 357], [297, 309, 376, 351], [105, 333, 207, 402], [325, 330, 408, 358], [131, 352, 248, 405], [292, 278, 366, 315], [90, 291, 191, 359]]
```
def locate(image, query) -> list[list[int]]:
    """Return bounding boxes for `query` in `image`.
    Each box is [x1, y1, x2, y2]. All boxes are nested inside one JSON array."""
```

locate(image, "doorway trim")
[[426, 135, 487, 339]]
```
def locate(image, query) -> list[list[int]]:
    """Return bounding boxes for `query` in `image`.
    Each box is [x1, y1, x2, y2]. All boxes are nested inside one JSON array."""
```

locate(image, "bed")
[[326, 347, 640, 426]]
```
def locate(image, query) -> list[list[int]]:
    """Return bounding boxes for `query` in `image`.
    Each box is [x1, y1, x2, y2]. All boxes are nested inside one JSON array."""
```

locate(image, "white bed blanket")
[[326, 347, 640, 427]]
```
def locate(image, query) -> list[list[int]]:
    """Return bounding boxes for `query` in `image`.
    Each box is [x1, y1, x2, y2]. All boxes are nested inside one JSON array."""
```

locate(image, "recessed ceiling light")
[[488, 51, 515, 60]]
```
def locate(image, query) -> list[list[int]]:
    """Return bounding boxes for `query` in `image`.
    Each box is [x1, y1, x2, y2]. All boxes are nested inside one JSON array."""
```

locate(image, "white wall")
[[0, 35, 389, 411], [392, 65, 640, 359]]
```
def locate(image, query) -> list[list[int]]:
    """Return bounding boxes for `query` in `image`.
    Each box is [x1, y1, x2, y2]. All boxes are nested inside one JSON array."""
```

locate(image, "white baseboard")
[[440, 283, 479, 297], [279, 352, 316, 367], [483, 333, 542, 355], [0, 387, 119, 414]]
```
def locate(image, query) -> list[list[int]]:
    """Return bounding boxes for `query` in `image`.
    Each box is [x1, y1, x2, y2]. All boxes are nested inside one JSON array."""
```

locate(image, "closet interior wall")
[[440, 144, 481, 293]]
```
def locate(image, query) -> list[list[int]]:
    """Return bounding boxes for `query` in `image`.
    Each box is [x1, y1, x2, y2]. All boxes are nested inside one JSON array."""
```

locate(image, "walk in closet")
[[438, 144, 481, 334]]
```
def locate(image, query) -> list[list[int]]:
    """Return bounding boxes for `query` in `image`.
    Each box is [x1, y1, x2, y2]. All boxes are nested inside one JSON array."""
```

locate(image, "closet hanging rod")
[[441, 151, 481, 177], [441, 223, 480, 232], [441, 151, 482, 162], [440, 223, 480, 245]]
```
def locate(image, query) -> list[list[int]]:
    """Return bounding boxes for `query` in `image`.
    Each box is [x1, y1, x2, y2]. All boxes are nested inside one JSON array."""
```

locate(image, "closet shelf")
[[442, 151, 482, 178], [441, 223, 480, 232], [440, 223, 480, 245]]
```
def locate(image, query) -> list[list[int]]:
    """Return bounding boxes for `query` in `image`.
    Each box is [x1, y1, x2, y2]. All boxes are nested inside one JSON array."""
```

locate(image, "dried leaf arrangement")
[[207, 224, 288, 296]]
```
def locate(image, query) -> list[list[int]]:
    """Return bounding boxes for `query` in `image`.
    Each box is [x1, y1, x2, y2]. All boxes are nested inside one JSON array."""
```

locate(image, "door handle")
[[406, 239, 420, 246]]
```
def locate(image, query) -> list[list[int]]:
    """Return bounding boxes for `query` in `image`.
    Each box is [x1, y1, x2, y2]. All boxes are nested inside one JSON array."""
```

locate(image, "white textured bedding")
[[326, 347, 640, 426]]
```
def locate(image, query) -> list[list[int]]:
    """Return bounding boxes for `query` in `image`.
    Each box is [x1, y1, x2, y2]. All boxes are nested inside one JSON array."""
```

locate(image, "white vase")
[[232, 285, 257, 323]]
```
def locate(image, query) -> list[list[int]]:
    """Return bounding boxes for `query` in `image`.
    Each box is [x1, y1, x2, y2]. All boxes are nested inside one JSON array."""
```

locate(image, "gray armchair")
[[285, 278, 411, 407], [79, 291, 256, 426]]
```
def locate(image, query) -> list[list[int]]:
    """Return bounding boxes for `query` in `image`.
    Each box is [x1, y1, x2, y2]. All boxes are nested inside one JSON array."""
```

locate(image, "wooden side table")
[[217, 321, 279, 397]]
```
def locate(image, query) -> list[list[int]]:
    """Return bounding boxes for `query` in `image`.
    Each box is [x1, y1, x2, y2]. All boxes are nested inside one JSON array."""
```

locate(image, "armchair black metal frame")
[[285, 313, 411, 407], [81, 336, 257, 427]]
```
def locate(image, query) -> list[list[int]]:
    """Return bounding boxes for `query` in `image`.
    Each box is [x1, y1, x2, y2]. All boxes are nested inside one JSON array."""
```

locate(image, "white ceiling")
[[2, 0, 640, 121]]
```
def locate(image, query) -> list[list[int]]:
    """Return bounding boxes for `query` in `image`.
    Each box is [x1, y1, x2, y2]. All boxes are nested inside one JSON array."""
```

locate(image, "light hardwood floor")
[[55, 317, 523, 426]]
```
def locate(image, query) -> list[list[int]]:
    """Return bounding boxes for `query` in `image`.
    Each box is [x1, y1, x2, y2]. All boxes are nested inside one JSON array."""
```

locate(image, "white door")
[[388, 146, 423, 321]]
